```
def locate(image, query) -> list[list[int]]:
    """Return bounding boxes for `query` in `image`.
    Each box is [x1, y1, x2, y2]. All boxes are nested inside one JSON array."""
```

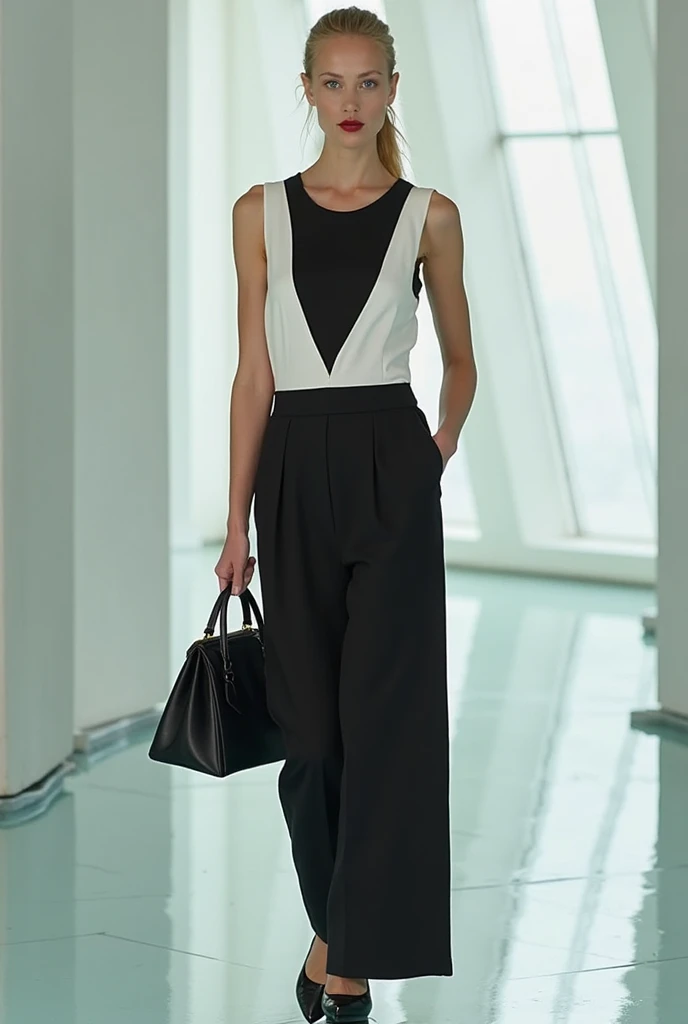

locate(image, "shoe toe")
[[296, 964, 325, 1023]]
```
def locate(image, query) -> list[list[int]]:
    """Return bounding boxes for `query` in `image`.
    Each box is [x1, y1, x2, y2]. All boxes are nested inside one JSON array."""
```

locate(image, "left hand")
[[432, 430, 457, 472]]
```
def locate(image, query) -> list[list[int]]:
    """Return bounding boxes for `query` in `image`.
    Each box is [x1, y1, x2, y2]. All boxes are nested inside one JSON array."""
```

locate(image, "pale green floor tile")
[[2, 550, 685, 1023]]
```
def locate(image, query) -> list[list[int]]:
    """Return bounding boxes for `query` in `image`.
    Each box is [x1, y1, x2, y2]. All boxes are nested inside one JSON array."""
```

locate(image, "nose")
[[342, 91, 360, 115]]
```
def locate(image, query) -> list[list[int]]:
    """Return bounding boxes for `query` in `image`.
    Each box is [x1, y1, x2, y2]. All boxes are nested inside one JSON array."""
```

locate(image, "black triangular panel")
[[285, 174, 414, 375]]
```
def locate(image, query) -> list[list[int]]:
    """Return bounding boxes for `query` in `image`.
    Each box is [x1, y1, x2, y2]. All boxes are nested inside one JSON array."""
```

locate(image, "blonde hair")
[[301, 6, 408, 180]]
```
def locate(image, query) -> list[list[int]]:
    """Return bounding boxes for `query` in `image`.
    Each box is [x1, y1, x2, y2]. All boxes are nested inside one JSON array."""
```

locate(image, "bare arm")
[[422, 191, 477, 466], [215, 184, 274, 592]]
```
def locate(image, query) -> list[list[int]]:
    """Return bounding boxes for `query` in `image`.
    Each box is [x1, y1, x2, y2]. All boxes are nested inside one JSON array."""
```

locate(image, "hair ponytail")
[[376, 105, 403, 180]]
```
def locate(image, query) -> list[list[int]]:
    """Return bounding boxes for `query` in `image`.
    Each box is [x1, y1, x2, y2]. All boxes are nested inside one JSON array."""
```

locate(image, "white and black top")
[[263, 173, 434, 392]]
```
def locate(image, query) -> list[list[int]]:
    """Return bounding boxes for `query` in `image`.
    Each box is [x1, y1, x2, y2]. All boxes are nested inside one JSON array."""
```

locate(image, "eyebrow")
[[318, 70, 383, 78]]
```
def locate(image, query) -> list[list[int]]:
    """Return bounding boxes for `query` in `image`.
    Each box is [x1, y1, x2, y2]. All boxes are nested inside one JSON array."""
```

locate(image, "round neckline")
[[296, 172, 404, 214]]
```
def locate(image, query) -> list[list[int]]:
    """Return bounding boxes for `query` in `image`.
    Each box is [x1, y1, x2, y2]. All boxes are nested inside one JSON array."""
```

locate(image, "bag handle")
[[198, 586, 265, 709], [202, 584, 265, 641]]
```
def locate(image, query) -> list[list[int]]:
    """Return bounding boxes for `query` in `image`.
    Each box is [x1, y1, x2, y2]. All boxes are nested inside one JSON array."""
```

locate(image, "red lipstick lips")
[[339, 120, 363, 132]]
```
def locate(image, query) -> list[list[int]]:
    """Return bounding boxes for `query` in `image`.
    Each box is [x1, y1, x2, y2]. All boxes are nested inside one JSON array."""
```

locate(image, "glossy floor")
[[1, 549, 683, 1024]]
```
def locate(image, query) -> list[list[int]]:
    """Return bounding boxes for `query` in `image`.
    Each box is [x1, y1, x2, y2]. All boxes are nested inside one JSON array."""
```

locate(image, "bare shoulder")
[[417, 189, 461, 261], [426, 189, 461, 231], [419, 189, 463, 262], [232, 183, 265, 258], [233, 182, 264, 224], [234, 182, 264, 213]]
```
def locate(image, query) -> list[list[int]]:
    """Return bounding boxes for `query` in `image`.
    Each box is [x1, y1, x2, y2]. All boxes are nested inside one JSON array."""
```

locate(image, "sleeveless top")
[[263, 172, 434, 391]]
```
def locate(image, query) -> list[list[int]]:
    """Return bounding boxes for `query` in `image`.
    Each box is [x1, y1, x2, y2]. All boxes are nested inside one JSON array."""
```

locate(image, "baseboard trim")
[[0, 706, 164, 826], [630, 706, 688, 743], [73, 706, 163, 761], [0, 761, 76, 827]]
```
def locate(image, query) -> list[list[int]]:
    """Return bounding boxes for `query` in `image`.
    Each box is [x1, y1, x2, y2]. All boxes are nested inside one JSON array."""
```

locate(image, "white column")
[[0, 0, 173, 805], [72, 0, 171, 737], [655, 0, 688, 721], [595, 0, 656, 309], [634, 0, 688, 729], [0, 0, 75, 798]]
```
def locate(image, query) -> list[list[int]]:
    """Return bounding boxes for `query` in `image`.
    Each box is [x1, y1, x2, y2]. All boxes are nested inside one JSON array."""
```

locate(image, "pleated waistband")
[[271, 382, 418, 417]]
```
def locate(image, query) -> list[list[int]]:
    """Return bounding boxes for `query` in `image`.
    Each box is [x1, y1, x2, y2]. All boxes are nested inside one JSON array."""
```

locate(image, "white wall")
[[0, 0, 172, 799], [169, 0, 199, 552], [0, 0, 75, 795], [72, 0, 171, 734]]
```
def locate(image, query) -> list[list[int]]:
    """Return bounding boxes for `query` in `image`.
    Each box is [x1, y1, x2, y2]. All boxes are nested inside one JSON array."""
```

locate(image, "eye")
[[322, 79, 378, 89]]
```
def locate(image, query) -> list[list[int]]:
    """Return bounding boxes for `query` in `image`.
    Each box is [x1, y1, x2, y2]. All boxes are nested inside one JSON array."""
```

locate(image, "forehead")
[[312, 34, 386, 73]]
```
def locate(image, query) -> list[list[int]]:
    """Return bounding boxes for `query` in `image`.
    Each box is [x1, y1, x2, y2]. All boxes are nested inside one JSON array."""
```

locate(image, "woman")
[[215, 7, 477, 1022]]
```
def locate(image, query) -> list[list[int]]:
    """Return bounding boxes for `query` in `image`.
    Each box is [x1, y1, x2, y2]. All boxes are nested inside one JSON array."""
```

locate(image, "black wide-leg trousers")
[[253, 382, 453, 980]]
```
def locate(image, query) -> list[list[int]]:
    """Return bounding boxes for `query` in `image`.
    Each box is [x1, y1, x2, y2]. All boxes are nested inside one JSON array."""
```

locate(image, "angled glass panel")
[[506, 137, 654, 540], [585, 135, 657, 467], [481, 0, 566, 132], [554, 0, 617, 131]]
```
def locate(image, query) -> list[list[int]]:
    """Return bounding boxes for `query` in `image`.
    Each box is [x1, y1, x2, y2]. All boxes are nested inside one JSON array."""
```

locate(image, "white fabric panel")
[[263, 180, 433, 391]]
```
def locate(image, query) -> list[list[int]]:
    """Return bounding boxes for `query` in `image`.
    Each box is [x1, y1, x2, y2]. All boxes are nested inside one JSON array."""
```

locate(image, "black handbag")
[[148, 584, 285, 777]]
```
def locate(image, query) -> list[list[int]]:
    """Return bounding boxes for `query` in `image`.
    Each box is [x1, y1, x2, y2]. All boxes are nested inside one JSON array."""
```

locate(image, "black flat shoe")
[[296, 935, 326, 1023], [321, 981, 372, 1023]]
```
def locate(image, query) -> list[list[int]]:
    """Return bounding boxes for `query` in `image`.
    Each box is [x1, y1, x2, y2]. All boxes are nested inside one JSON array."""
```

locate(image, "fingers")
[[232, 557, 255, 595], [234, 557, 256, 595], [215, 555, 256, 596], [231, 569, 241, 595], [215, 564, 234, 593]]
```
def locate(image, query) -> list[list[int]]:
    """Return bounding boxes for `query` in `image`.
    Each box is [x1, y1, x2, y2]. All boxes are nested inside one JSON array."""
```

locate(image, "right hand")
[[214, 530, 256, 595]]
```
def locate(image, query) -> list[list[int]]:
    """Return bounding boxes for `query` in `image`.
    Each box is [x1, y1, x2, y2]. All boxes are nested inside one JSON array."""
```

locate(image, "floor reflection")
[[1, 551, 683, 1023]]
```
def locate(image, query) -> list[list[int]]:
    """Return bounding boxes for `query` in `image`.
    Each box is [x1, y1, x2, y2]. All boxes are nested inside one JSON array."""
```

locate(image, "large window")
[[480, 0, 657, 542]]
